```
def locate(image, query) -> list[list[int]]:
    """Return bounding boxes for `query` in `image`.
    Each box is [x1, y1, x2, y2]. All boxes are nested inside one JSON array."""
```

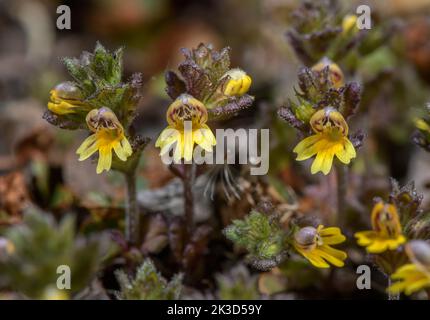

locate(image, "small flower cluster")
[[44, 43, 149, 174], [354, 180, 430, 296], [278, 61, 363, 175], [156, 43, 254, 162], [224, 201, 347, 270], [287, 0, 364, 66]]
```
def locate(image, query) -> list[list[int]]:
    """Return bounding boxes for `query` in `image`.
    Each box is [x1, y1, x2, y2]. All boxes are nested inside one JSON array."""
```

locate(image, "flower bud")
[[0, 237, 14, 256], [221, 68, 252, 96], [406, 240, 430, 269], [311, 58, 344, 89], [342, 14, 358, 35], [48, 82, 85, 115]]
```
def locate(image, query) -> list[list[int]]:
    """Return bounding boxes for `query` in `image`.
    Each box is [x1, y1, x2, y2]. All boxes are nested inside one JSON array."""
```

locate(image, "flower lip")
[[371, 202, 402, 238], [294, 226, 318, 251], [166, 93, 207, 128], [311, 58, 344, 89], [310, 107, 349, 136], [52, 81, 83, 101], [85, 107, 123, 132]]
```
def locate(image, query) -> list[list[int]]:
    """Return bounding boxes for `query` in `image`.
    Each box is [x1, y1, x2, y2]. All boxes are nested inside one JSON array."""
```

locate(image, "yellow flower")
[[0, 238, 15, 255], [293, 107, 356, 175], [311, 58, 344, 89], [76, 108, 132, 174], [388, 241, 430, 295], [41, 286, 70, 300], [155, 94, 216, 162], [355, 202, 406, 253], [294, 225, 347, 268], [47, 82, 86, 115], [221, 68, 252, 96], [414, 117, 430, 133], [342, 14, 358, 35]]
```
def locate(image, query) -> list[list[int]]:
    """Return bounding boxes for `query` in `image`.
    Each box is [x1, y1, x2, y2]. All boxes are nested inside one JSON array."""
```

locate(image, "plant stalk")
[[387, 277, 400, 300], [125, 170, 139, 245], [183, 163, 194, 230], [336, 163, 348, 228]]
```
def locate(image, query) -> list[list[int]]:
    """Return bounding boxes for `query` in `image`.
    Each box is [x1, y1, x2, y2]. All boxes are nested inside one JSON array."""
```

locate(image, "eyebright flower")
[[342, 14, 358, 35], [221, 68, 252, 97], [293, 225, 347, 268], [155, 94, 216, 162], [311, 58, 344, 89], [415, 117, 430, 134], [41, 286, 70, 300], [47, 82, 86, 115], [388, 241, 430, 295], [355, 201, 406, 253], [76, 107, 133, 174], [293, 107, 356, 175]]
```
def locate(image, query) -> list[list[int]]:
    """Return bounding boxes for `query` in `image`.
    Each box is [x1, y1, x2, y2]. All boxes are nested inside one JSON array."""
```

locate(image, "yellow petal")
[[155, 127, 178, 148], [96, 147, 112, 174], [322, 234, 346, 245], [113, 141, 128, 161], [404, 277, 430, 295], [366, 239, 390, 253], [319, 227, 342, 237], [319, 245, 347, 262], [195, 127, 216, 152], [121, 137, 133, 157], [354, 231, 377, 246], [293, 134, 321, 161], [173, 134, 183, 163], [183, 130, 194, 162], [301, 250, 330, 268], [77, 134, 98, 161], [335, 138, 356, 164], [311, 148, 334, 175]]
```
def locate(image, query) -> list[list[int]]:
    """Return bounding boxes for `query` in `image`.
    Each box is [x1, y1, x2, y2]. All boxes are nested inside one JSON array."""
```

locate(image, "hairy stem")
[[183, 163, 194, 230], [125, 170, 139, 245]]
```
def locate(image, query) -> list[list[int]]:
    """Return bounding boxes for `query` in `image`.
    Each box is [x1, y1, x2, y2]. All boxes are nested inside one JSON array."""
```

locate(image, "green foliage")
[[115, 259, 183, 300], [216, 265, 259, 300], [45, 42, 142, 130], [224, 210, 287, 269], [63, 42, 123, 95], [0, 209, 109, 299]]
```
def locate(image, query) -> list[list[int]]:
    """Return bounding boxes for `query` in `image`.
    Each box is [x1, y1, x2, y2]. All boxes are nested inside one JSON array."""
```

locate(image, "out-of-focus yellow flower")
[[311, 59, 344, 89], [76, 108, 132, 174], [41, 286, 70, 300], [388, 241, 430, 295], [221, 68, 252, 96], [355, 202, 406, 253], [0, 238, 15, 255], [155, 94, 216, 162], [342, 14, 358, 35], [293, 107, 356, 175], [414, 118, 430, 133], [47, 82, 86, 115], [294, 225, 347, 268]]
